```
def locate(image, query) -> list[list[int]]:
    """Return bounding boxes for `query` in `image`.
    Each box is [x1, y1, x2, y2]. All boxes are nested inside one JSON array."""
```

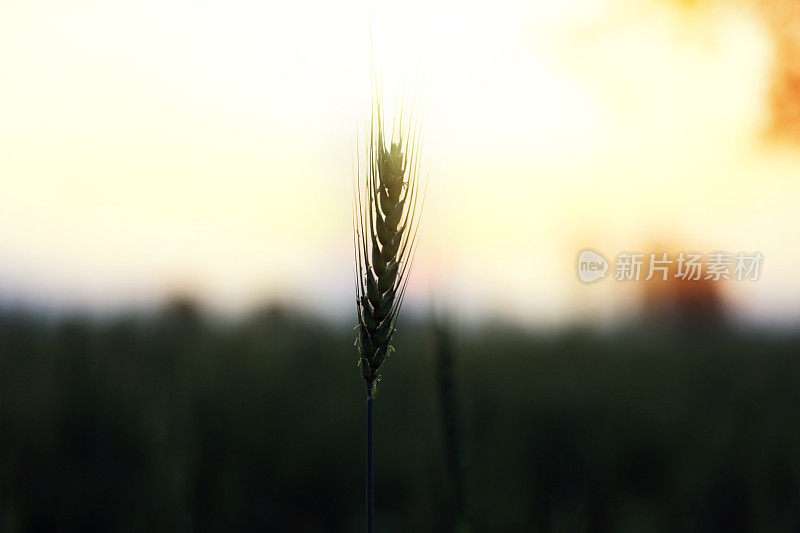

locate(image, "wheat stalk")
[[353, 93, 426, 532]]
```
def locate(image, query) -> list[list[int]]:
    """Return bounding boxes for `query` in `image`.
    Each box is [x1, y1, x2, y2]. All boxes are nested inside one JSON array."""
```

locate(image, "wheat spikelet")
[[353, 96, 426, 396]]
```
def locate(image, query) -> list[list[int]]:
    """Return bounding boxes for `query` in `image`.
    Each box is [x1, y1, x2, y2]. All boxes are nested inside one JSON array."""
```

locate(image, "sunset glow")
[[1, 0, 798, 326]]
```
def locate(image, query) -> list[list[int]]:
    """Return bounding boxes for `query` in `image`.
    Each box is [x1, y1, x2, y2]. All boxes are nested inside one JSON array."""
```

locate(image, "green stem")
[[366, 386, 374, 533]]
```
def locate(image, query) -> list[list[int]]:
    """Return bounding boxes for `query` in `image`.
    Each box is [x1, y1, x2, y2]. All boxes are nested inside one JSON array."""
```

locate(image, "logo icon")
[[577, 249, 608, 284]]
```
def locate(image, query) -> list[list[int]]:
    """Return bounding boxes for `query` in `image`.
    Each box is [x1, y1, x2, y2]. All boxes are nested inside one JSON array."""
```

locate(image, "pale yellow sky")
[[1, 0, 798, 326]]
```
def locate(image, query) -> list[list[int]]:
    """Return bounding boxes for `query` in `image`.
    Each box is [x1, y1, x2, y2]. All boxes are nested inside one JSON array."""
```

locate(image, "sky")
[[1, 0, 798, 328]]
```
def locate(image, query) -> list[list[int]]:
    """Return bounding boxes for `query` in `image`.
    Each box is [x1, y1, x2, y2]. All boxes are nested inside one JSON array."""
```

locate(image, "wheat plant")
[[353, 95, 425, 532]]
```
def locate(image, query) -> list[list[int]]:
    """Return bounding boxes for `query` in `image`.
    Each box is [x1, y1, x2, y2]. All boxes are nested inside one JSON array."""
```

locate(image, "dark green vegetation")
[[1, 303, 798, 532]]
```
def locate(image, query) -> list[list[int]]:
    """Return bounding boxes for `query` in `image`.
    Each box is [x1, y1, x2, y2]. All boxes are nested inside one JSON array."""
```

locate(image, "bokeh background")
[[1, 0, 799, 531]]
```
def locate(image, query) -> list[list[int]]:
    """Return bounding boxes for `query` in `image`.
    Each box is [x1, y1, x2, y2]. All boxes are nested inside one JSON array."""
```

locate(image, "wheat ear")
[[353, 94, 426, 533], [353, 99, 425, 396]]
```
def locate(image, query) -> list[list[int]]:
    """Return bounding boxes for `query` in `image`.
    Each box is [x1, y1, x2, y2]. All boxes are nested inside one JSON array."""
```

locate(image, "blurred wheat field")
[[1, 305, 798, 531]]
